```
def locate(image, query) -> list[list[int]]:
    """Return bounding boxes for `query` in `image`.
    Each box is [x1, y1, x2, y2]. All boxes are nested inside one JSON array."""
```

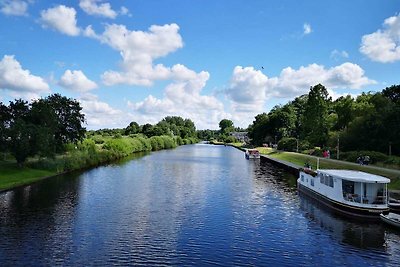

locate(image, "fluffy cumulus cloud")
[[0, 0, 28, 16], [79, 93, 126, 128], [40, 5, 80, 36], [59, 70, 98, 92], [226, 66, 271, 114], [84, 22, 228, 128], [360, 13, 400, 63], [85, 23, 183, 86], [303, 23, 312, 35], [79, 0, 120, 19], [0, 55, 50, 96], [127, 67, 229, 129], [226, 63, 375, 123]]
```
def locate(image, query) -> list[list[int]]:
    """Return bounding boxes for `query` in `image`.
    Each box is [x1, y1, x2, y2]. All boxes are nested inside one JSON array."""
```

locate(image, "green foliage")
[[339, 151, 389, 164], [1, 95, 86, 166], [277, 137, 297, 151], [301, 84, 331, 146], [219, 119, 234, 135], [224, 135, 237, 143], [247, 83, 400, 157]]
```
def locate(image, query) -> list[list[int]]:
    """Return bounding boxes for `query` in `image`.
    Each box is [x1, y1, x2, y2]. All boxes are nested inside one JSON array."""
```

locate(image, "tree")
[[8, 99, 34, 166], [3, 95, 86, 166], [142, 123, 154, 137], [219, 119, 234, 135], [124, 121, 140, 135], [45, 94, 86, 151], [0, 102, 10, 158], [301, 84, 331, 146], [333, 95, 354, 130], [247, 113, 269, 146]]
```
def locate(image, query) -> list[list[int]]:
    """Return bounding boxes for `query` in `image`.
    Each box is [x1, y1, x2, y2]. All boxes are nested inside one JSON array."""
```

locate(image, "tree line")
[[247, 84, 400, 156], [89, 115, 198, 142], [0, 94, 85, 166]]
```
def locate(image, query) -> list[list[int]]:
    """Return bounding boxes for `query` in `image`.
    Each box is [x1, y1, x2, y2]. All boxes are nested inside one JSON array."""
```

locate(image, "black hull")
[[298, 183, 389, 221], [389, 203, 400, 214]]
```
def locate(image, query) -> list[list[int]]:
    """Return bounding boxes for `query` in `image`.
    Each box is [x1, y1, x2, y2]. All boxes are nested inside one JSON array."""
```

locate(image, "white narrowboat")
[[245, 149, 260, 159], [297, 169, 390, 220]]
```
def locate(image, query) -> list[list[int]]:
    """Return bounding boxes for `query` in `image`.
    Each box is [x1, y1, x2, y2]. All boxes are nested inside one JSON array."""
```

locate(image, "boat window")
[[320, 175, 325, 185], [311, 179, 314, 186], [342, 180, 354, 195], [320, 174, 334, 188], [301, 175, 304, 182], [329, 176, 334, 187]]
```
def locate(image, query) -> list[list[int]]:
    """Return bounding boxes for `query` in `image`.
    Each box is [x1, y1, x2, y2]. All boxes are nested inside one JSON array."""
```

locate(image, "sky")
[[0, 0, 399, 130]]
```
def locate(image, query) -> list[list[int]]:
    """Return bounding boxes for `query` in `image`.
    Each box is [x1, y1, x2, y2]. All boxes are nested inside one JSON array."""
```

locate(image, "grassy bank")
[[254, 147, 400, 190], [0, 135, 198, 192]]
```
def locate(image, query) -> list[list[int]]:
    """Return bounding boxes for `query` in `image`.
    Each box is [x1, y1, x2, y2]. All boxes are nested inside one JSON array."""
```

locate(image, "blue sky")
[[0, 0, 399, 130]]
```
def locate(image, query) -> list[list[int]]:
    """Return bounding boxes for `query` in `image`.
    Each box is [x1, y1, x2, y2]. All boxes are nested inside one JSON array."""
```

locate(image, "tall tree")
[[0, 102, 10, 158], [333, 95, 354, 130], [46, 94, 86, 151], [8, 100, 33, 166], [219, 119, 234, 135], [301, 84, 331, 146]]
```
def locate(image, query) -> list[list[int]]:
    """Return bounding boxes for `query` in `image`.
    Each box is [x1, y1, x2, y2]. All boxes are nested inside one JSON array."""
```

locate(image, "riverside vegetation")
[[0, 95, 198, 191]]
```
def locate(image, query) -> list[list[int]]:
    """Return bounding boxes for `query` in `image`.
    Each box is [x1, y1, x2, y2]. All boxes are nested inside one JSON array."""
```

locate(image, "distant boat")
[[298, 169, 390, 220], [388, 197, 400, 213], [380, 212, 400, 228], [245, 149, 260, 159]]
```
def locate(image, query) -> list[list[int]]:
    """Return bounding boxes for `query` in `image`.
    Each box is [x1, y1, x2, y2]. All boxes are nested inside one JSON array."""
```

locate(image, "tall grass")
[[28, 135, 193, 173]]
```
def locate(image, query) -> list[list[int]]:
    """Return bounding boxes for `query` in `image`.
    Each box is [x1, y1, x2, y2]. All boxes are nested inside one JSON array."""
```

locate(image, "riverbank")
[[233, 145, 400, 190], [0, 135, 197, 193]]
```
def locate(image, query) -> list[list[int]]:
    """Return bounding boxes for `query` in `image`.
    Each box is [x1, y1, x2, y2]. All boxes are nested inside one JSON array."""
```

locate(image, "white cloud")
[[127, 69, 229, 129], [79, 93, 126, 128], [303, 23, 312, 35], [330, 49, 349, 60], [360, 13, 400, 63], [79, 0, 118, 19], [225, 63, 375, 125], [86, 23, 183, 86], [0, 0, 28, 16], [120, 6, 130, 16], [226, 66, 270, 114], [0, 55, 50, 95], [40, 5, 80, 36], [59, 70, 98, 92]]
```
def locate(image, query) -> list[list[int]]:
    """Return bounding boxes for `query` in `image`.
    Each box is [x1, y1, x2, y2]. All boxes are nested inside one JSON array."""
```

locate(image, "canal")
[[0, 144, 399, 266]]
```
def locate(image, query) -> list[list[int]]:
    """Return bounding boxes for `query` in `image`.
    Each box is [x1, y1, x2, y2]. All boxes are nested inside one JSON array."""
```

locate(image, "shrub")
[[277, 137, 297, 151], [340, 150, 389, 164], [224, 136, 237, 143]]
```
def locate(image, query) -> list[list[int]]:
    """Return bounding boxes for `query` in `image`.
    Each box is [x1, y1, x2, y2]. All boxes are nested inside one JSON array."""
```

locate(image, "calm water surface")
[[0, 144, 399, 266]]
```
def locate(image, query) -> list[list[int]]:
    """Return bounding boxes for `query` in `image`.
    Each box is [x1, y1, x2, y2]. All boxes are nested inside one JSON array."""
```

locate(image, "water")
[[0, 144, 399, 266]]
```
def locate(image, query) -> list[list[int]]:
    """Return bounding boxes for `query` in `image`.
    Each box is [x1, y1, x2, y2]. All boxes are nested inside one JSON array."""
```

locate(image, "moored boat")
[[245, 149, 260, 159], [388, 198, 400, 213], [297, 169, 390, 220], [380, 212, 400, 228]]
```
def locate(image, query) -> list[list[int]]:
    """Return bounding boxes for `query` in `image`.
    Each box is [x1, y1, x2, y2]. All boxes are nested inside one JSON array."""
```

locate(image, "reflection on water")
[[299, 193, 386, 249], [0, 144, 399, 266]]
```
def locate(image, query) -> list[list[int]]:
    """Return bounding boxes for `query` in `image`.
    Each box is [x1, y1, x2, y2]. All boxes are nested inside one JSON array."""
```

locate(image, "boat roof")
[[317, 169, 390, 183]]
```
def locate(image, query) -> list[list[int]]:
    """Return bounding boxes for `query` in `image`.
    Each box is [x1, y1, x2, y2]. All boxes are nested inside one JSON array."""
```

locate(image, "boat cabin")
[[318, 170, 390, 205]]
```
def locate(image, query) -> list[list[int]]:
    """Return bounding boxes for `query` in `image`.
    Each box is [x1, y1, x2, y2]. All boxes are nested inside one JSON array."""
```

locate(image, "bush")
[[29, 134, 187, 173], [339, 150, 389, 164], [224, 136, 237, 143], [277, 137, 297, 151]]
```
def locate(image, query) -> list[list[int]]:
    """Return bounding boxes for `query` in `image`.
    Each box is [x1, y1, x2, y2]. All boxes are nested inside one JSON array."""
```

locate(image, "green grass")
[[253, 147, 400, 189], [0, 161, 57, 191]]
